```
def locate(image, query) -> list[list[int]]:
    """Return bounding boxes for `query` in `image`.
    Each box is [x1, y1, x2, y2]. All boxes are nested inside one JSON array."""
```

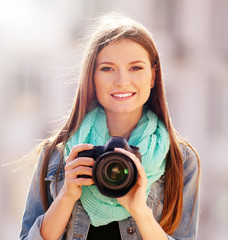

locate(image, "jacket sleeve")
[[19, 149, 65, 240], [19, 149, 46, 239], [167, 146, 200, 240]]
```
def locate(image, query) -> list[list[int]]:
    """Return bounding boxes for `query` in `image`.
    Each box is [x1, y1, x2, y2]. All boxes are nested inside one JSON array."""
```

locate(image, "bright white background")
[[1, 0, 228, 239]]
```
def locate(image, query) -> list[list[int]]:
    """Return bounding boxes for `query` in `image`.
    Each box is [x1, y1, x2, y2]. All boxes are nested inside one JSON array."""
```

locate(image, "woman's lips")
[[111, 92, 136, 99]]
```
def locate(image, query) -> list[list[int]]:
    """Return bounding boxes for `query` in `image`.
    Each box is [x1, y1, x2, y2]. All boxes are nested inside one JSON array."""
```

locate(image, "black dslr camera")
[[78, 136, 141, 198]]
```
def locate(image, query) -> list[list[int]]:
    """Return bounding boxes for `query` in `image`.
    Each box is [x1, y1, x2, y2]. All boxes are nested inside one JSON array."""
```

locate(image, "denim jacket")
[[20, 145, 199, 240]]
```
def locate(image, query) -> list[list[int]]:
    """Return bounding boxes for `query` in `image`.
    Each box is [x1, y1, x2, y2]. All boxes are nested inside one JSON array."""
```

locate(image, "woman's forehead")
[[96, 39, 150, 64]]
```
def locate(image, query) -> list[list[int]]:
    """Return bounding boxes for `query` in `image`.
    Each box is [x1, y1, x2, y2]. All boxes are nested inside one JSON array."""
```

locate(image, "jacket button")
[[127, 227, 135, 235], [73, 234, 83, 238]]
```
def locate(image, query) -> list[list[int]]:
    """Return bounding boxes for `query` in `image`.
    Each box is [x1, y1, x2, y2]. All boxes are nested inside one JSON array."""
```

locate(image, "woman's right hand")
[[61, 143, 95, 201], [41, 144, 95, 239]]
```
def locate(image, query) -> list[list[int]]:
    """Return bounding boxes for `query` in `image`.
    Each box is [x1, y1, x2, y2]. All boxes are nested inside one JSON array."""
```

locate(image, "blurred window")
[[150, 0, 180, 35], [208, 75, 228, 136], [211, 0, 228, 59]]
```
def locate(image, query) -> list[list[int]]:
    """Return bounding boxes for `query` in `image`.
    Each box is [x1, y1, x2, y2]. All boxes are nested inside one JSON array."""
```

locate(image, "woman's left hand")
[[115, 148, 149, 218]]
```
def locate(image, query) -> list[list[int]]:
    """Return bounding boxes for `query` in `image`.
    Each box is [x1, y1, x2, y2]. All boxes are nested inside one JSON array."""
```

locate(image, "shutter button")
[[127, 227, 136, 235]]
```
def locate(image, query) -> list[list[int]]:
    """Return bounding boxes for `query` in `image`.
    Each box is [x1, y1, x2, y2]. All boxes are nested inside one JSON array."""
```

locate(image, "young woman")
[[20, 14, 200, 240]]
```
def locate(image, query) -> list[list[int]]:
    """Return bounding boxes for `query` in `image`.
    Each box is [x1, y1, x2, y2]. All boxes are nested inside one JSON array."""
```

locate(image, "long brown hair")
[[38, 13, 200, 235]]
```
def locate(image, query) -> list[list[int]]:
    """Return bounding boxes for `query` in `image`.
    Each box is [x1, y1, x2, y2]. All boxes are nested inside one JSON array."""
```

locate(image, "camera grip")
[[77, 174, 92, 179]]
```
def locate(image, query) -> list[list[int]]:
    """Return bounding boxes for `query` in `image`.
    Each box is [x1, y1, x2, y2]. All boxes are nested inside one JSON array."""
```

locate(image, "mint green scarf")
[[65, 106, 170, 226]]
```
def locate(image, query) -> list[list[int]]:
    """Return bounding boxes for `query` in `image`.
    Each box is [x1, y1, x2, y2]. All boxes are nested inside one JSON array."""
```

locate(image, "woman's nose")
[[114, 69, 130, 87]]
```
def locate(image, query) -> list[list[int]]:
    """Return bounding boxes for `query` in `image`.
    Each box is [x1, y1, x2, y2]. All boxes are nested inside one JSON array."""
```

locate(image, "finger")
[[66, 144, 93, 164], [65, 165, 93, 179], [65, 157, 95, 171], [73, 177, 94, 186], [114, 147, 141, 165], [114, 148, 146, 178]]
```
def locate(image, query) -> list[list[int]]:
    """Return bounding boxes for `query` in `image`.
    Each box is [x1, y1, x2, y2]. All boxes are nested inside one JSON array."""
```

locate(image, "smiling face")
[[94, 38, 155, 119]]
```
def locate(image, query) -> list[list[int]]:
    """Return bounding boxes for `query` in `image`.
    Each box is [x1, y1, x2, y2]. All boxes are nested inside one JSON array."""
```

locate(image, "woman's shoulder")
[[49, 148, 62, 166], [179, 144, 199, 163], [179, 143, 200, 181], [37, 146, 62, 170], [36, 146, 64, 183]]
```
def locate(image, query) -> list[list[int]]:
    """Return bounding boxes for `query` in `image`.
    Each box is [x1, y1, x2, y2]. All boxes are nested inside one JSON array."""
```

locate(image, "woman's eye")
[[101, 67, 113, 71], [130, 66, 143, 71]]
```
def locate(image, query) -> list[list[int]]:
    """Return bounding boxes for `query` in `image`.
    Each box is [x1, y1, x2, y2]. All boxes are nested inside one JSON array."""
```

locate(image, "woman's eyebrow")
[[129, 60, 147, 65], [96, 60, 147, 66], [96, 61, 115, 67]]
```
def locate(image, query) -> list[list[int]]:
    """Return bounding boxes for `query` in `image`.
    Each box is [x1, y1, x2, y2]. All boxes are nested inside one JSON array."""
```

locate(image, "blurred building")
[[0, 0, 228, 239]]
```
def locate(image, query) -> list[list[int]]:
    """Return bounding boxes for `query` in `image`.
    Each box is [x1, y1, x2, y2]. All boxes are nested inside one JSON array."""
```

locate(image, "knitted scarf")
[[65, 106, 170, 226]]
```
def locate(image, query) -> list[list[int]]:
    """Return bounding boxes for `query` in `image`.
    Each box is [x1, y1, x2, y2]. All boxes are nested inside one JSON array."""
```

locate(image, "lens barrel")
[[92, 152, 138, 198]]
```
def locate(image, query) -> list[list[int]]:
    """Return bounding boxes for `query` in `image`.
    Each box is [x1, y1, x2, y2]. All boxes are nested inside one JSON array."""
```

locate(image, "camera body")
[[78, 136, 141, 198]]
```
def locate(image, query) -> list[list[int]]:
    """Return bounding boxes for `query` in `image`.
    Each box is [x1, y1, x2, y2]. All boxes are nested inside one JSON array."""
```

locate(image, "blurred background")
[[0, 0, 228, 239]]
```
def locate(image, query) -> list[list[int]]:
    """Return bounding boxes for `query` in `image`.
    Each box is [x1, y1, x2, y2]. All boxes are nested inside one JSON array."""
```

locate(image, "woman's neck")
[[106, 110, 143, 140]]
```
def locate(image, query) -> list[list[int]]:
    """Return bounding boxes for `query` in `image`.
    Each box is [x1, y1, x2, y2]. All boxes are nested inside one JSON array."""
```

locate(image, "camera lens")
[[92, 152, 138, 198], [103, 162, 128, 186]]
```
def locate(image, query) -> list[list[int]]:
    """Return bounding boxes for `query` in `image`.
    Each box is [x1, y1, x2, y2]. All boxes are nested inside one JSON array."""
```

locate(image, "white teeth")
[[113, 93, 134, 98]]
